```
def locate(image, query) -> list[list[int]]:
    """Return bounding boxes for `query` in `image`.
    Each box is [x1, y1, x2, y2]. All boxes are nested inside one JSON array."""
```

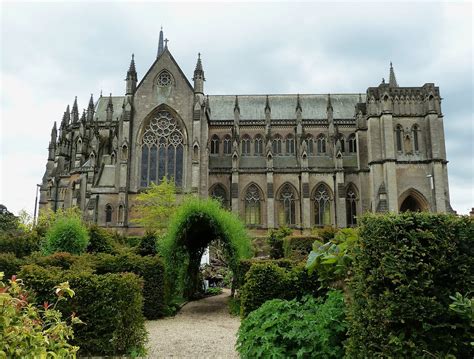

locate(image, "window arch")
[[412, 124, 420, 152], [313, 184, 331, 226], [245, 184, 262, 225], [223, 135, 232, 155], [210, 184, 228, 209], [316, 134, 327, 154], [286, 135, 295, 155], [140, 110, 184, 187], [272, 135, 283, 155], [306, 135, 314, 155], [395, 125, 403, 152], [254, 135, 264, 155], [241, 135, 251, 156], [348, 134, 357, 153], [346, 185, 358, 227], [105, 204, 113, 224], [118, 204, 124, 224], [210, 134, 219, 155], [278, 183, 297, 226]]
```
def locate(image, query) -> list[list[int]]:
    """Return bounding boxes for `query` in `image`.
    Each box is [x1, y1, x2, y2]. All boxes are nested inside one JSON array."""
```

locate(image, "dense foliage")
[[0, 273, 80, 358], [306, 228, 358, 288], [236, 258, 295, 289], [0, 253, 23, 279], [267, 226, 292, 259], [86, 225, 114, 254], [0, 232, 40, 257], [160, 197, 252, 299], [347, 213, 474, 358], [138, 231, 158, 256], [283, 236, 317, 261], [237, 291, 347, 358], [19, 264, 147, 356], [43, 216, 89, 255], [240, 261, 321, 317]]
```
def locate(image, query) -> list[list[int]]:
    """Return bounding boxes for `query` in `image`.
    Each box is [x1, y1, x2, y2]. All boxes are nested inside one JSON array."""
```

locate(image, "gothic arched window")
[[286, 135, 295, 155], [278, 184, 296, 226], [346, 185, 358, 227], [105, 204, 113, 224], [348, 134, 357, 153], [210, 134, 219, 155], [140, 111, 184, 187], [254, 135, 263, 155], [118, 204, 124, 224], [316, 134, 327, 154], [241, 135, 251, 156], [412, 124, 420, 152], [306, 135, 314, 155], [245, 184, 261, 225], [314, 184, 331, 226], [272, 135, 282, 155], [395, 125, 403, 152], [210, 184, 228, 209], [223, 135, 232, 155]]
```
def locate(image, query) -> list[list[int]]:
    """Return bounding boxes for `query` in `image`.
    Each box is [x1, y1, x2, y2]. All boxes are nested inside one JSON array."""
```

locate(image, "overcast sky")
[[1, 1, 472, 216]]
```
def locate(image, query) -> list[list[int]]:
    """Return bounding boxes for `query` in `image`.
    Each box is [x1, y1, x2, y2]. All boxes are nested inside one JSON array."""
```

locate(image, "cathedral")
[[39, 29, 453, 234]]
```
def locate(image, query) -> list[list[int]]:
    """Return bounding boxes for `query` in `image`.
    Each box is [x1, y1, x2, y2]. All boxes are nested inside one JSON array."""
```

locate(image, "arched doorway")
[[160, 198, 252, 300], [399, 189, 429, 212]]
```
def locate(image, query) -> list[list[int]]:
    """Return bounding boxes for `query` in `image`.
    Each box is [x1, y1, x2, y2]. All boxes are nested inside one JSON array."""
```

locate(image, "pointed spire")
[[71, 96, 79, 123], [126, 53, 138, 95], [157, 27, 164, 58], [106, 93, 114, 122], [296, 94, 302, 112], [389, 62, 398, 87], [265, 95, 271, 113], [234, 95, 240, 113], [50, 121, 57, 143], [81, 109, 86, 123], [193, 53, 205, 94], [327, 94, 333, 111], [61, 105, 70, 128], [88, 93, 94, 110]]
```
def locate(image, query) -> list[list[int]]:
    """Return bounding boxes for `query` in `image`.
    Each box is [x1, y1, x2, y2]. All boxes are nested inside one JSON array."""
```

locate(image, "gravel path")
[[146, 289, 240, 358]]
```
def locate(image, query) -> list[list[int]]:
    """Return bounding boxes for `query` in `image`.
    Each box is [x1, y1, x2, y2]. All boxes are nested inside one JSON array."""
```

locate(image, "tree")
[[132, 178, 180, 235]]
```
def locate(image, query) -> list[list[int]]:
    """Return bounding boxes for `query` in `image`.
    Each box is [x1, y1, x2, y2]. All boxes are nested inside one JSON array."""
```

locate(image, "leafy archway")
[[160, 197, 253, 300]]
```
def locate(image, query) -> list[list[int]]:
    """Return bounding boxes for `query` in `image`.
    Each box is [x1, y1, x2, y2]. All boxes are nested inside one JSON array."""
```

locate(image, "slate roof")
[[94, 96, 125, 122], [208, 94, 365, 121]]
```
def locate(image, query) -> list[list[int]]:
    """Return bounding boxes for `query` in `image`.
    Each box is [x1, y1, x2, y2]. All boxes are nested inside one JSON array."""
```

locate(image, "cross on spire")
[[164, 38, 169, 48]]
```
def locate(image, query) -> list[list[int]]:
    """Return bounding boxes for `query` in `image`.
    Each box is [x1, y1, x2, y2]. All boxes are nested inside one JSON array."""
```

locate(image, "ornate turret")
[[125, 54, 137, 95], [71, 96, 79, 123], [193, 53, 205, 95], [87, 94, 95, 122], [106, 94, 114, 122], [48, 122, 57, 160], [61, 105, 70, 129], [389, 62, 398, 87], [296, 93, 302, 113], [157, 27, 164, 58]]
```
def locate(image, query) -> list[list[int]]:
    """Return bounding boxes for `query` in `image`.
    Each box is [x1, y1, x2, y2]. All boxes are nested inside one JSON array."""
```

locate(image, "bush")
[[283, 236, 317, 261], [0, 232, 40, 257], [29, 252, 78, 270], [19, 264, 147, 356], [86, 225, 114, 254], [347, 213, 474, 358], [0, 252, 23, 279], [0, 273, 80, 358], [312, 226, 339, 242], [94, 252, 166, 319], [267, 226, 292, 259], [237, 291, 347, 358], [138, 231, 158, 256], [236, 258, 295, 289], [43, 216, 89, 255]]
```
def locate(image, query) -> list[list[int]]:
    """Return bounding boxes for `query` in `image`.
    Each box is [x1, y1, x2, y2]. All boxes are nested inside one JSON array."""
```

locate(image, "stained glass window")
[[314, 184, 331, 226], [245, 184, 261, 225]]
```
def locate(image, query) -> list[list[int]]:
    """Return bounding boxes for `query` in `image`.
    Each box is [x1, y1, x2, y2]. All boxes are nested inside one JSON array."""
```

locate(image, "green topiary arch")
[[160, 197, 253, 300]]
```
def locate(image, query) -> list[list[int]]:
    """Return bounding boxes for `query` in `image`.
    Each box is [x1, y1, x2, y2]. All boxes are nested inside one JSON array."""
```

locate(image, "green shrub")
[[0, 252, 23, 279], [267, 226, 292, 259], [0, 273, 80, 358], [29, 252, 78, 270], [138, 231, 158, 256], [347, 213, 474, 358], [43, 216, 89, 255], [237, 291, 347, 358], [19, 264, 147, 356], [205, 287, 223, 296], [86, 225, 114, 254], [94, 252, 166, 319], [236, 258, 295, 289], [283, 236, 317, 261], [0, 232, 40, 257], [312, 225, 339, 242]]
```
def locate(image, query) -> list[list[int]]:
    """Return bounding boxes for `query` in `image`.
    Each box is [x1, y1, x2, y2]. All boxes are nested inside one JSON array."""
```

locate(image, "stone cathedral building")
[[39, 30, 452, 234]]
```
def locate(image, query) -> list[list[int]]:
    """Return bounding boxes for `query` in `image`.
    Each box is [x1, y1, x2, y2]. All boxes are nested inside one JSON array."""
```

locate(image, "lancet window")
[[245, 184, 261, 225], [255, 135, 263, 155], [286, 135, 295, 155], [210, 135, 219, 155], [278, 184, 296, 226], [346, 185, 358, 227], [316, 134, 327, 154], [314, 184, 331, 226], [223, 135, 232, 155], [348, 134, 357, 153]]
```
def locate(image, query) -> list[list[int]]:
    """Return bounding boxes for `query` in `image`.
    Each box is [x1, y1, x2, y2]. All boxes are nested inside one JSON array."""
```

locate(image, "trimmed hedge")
[[0, 252, 23, 279], [240, 261, 322, 317], [236, 258, 295, 289], [347, 213, 474, 358], [283, 236, 316, 261], [28, 252, 78, 270], [94, 252, 166, 319], [19, 264, 147, 356], [86, 225, 115, 254], [0, 232, 40, 257]]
